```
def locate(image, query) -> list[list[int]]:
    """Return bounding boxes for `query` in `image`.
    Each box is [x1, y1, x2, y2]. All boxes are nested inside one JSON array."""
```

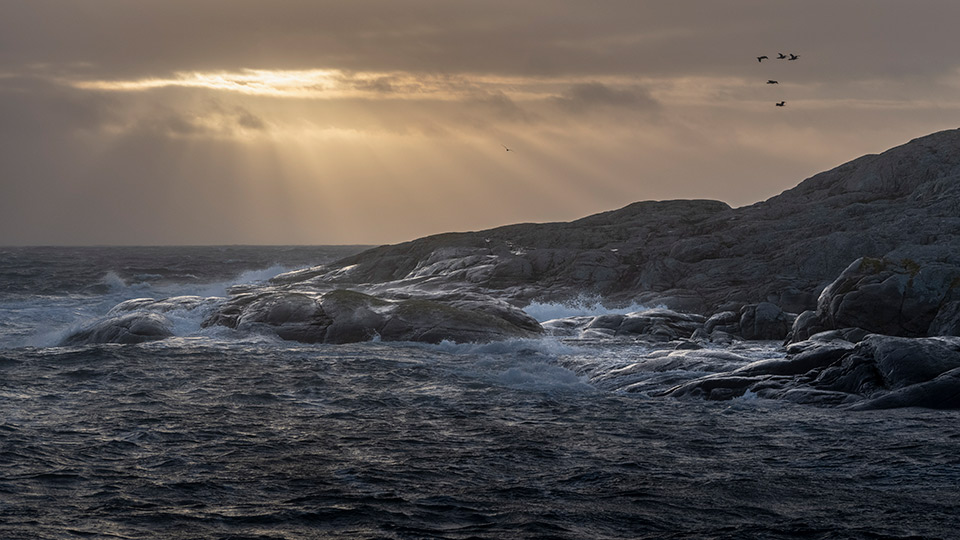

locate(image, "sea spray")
[[523, 294, 655, 322]]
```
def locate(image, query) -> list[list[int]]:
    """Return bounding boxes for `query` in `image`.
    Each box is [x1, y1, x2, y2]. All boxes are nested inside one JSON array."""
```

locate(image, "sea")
[[0, 246, 958, 539]]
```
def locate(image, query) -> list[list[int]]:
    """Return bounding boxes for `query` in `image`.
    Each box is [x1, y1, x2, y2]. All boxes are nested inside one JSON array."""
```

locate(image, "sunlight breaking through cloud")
[[69, 68, 666, 103]]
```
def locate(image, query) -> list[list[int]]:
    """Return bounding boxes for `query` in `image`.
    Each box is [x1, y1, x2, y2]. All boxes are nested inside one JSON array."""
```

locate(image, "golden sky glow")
[[3, 1, 960, 245]]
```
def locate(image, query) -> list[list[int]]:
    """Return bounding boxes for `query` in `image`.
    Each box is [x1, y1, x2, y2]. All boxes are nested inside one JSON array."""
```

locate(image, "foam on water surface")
[[523, 295, 654, 322]]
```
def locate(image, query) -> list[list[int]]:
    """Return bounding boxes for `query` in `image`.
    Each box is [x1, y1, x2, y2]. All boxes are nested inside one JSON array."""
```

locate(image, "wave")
[[496, 362, 594, 392], [522, 295, 655, 322], [2, 265, 301, 349], [190, 264, 294, 297], [393, 337, 595, 394], [427, 336, 578, 357]]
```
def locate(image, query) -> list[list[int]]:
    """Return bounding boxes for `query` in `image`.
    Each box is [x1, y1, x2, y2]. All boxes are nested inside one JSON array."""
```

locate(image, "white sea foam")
[[497, 362, 593, 392], [428, 337, 577, 357], [100, 271, 128, 292], [193, 264, 293, 297], [2, 264, 300, 349], [523, 295, 653, 322]]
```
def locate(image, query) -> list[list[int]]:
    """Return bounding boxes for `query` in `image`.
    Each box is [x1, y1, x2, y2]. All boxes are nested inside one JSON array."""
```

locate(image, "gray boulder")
[[787, 310, 825, 342], [319, 290, 389, 344], [61, 312, 174, 345], [857, 335, 960, 390], [849, 367, 960, 410], [929, 301, 960, 336], [739, 302, 794, 340], [616, 309, 706, 340], [733, 340, 854, 377], [377, 297, 538, 343], [668, 334, 960, 409], [815, 257, 960, 337], [704, 311, 739, 334], [234, 291, 331, 343]]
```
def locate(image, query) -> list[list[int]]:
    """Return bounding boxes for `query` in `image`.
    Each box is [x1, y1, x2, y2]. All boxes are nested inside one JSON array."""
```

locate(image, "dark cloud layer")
[[553, 83, 659, 113], [4, 1, 960, 82]]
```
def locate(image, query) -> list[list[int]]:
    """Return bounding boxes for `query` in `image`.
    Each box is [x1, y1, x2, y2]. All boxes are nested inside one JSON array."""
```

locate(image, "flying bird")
[[788, 54, 800, 60], [777, 53, 787, 59], [501, 144, 512, 152], [757, 55, 769, 62], [775, 101, 786, 107], [767, 80, 779, 84]]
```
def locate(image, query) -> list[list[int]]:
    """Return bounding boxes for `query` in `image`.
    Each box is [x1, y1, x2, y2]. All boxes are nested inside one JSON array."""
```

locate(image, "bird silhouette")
[[767, 80, 779, 84], [777, 53, 787, 59], [501, 144, 512, 152], [775, 101, 786, 107], [757, 55, 769, 62], [788, 54, 799, 60]]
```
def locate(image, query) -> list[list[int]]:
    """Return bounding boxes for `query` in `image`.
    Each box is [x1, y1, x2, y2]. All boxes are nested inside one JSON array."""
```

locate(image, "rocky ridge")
[[276, 128, 960, 315]]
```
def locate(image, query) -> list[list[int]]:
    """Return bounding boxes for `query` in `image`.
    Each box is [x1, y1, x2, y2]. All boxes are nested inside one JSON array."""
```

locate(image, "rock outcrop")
[[664, 335, 960, 408], [61, 312, 174, 345], [202, 288, 542, 344], [59, 296, 219, 346], [788, 257, 960, 341], [541, 308, 705, 341], [276, 128, 960, 317]]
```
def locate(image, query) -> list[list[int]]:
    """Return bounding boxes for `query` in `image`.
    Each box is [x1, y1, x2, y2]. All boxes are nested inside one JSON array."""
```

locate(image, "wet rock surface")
[[61, 312, 174, 345], [541, 308, 705, 341], [661, 336, 960, 409], [202, 288, 542, 344]]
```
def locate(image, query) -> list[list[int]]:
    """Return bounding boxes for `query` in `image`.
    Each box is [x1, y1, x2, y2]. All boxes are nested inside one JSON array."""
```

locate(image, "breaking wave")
[[523, 295, 654, 322]]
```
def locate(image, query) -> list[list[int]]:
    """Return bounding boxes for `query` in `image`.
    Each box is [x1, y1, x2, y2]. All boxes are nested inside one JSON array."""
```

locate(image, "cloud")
[[0, 75, 116, 137], [552, 82, 659, 114], [235, 107, 267, 130], [470, 91, 537, 123], [5, 1, 960, 85], [350, 75, 397, 94]]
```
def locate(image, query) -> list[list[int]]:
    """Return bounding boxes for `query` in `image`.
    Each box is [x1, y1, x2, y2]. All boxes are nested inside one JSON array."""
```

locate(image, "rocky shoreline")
[[62, 128, 960, 409]]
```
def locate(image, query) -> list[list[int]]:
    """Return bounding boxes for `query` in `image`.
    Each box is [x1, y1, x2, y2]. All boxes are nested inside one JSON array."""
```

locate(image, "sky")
[[3, 1, 960, 246]]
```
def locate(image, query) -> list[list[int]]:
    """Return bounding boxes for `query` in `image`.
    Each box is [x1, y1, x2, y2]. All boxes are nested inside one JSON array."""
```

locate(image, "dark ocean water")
[[0, 247, 958, 539]]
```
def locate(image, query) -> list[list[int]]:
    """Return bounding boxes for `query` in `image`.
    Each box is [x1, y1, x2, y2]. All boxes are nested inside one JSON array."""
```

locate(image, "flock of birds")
[[501, 52, 801, 151], [758, 52, 799, 107]]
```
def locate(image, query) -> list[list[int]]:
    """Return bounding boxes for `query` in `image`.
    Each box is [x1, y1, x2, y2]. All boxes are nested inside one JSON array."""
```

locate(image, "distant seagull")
[[788, 54, 800, 60], [777, 53, 787, 59], [775, 101, 786, 107], [767, 80, 779, 84], [757, 55, 769, 62], [501, 144, 512, 152]]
